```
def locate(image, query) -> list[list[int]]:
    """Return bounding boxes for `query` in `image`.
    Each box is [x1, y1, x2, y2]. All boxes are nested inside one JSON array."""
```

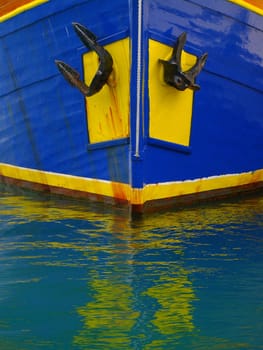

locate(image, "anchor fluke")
[[72, 22, 97, 48], [55, 60, 90, 95], [55, 23, 113, 97], [159, 32, 208, 91]]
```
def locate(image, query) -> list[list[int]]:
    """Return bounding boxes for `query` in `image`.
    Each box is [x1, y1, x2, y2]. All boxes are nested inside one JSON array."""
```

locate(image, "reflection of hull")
[[0, 0, 262, 213], [2, 190, 262, 349]]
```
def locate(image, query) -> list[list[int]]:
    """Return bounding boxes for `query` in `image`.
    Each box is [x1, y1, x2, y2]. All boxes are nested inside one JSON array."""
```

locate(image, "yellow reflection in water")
[[0, 189, 262, 228], [145, 272, 195, 335], [71, 217, 197, 348], [74, 275, 139, 349], [0, 188, 262, 349]]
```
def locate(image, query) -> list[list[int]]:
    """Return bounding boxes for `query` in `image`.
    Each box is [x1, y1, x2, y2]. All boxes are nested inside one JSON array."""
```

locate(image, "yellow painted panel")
[[229, 0, 263, 15], [83, 38, 130, 143], [0, 0, 48, 22], [149, 39, 197, 147]]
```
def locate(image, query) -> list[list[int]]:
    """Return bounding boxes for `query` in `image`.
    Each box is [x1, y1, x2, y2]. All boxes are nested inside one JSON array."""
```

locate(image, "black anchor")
[[159, 32, 208, 91], [55, 23, 113, 97]]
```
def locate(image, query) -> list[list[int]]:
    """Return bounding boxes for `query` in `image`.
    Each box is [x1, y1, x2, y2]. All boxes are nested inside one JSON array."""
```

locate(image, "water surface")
[[0, 189, 262, 349]]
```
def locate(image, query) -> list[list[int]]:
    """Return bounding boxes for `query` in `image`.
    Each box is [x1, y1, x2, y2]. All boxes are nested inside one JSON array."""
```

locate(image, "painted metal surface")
[[0, 0, 262, 212], [0, 0, 130, 183], [144, 0, 263, 186]]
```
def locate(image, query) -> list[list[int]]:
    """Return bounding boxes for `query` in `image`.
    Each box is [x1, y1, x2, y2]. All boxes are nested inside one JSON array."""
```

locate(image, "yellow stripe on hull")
[[0, 163, 130, 202], [0, 163, 262, 209], [136, 169, 263, 205]]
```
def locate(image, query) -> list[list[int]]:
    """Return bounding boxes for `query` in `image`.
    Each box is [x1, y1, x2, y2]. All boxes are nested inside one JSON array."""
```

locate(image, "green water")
[[0, 189, 262, 349]]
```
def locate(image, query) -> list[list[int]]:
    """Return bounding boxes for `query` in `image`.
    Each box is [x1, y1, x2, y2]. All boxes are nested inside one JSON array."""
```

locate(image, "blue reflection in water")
[[0, 187, 262, 349]]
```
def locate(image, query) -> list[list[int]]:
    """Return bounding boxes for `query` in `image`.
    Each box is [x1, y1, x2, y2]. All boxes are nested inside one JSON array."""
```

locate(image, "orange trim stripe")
[[230, 0, 263, 15], [0, 0, 35, 16], [0, 0, 48, 22], [243, 0, 263, 9]]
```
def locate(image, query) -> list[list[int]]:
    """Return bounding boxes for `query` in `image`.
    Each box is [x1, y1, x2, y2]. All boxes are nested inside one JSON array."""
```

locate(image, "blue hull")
[[0, 0, 262, 213]]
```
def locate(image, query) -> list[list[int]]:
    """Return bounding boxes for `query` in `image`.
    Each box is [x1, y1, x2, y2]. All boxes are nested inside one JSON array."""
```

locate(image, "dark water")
[[0, 188, 262, 350]]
